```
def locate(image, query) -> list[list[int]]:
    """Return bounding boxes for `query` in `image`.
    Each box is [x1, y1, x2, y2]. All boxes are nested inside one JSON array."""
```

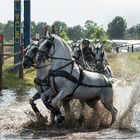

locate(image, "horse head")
[[36, 34, 73, 65], [23, 42, 39, 68], [72, 44, 81, 61], [92, 44, 104, 71], [35, 35, 55, 64]]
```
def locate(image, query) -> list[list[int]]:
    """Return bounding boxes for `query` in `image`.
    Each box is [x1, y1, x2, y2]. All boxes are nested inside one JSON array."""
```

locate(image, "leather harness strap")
[[48, 68, 112, 98], [49, 70, 78, 83]]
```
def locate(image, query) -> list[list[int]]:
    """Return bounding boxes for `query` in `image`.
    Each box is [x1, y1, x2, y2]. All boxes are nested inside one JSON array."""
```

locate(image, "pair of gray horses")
[[72, 42, 113, 78], [23, 34, 117, 126]]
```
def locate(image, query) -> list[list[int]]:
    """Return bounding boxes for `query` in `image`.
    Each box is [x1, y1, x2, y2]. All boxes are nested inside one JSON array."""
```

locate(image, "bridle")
[[36, 37, 112, 95], [24, 43, 51, 69], [37, 37, 76, 74], [93, 48, 106, 72]]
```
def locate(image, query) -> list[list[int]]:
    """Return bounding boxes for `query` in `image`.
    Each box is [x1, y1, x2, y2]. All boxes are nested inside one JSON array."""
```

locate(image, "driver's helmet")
[[82, 39, 90, 45], [82, 39, 90, 49]]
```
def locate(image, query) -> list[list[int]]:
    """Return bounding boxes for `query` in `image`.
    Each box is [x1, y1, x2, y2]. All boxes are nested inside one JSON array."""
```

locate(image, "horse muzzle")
[[23, 58, 32, 69]]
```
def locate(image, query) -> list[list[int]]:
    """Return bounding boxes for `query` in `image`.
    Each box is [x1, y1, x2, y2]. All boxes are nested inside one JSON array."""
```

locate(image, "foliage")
[[90, 24, 108, 44], [125, 26, 137, 39], [0, 23, 5, 33], [103, 42, 112, 52], [31, 21, 49, 38], [59, 31, 69, 42], [67, 25, 84, 41], [1, 18, 140, 43], [53, 20, 68, 35], [107, 16, 127, 39], [83, 20, 109, 47], [3, 20, 14, 43], [136, 24, 140, 38], [125, 24, 140, 39], [84, 20, 95, 38]]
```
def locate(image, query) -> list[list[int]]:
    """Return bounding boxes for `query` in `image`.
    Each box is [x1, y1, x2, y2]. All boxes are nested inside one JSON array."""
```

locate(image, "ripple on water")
[[0, 78, 140, 139]]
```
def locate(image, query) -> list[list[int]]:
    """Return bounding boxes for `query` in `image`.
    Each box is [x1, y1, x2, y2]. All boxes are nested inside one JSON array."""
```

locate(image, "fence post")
[[19, 29, 24, 79], [19, 44, 24, 79], [127, 46, 129, 52], [0, 34, 3, 90], [116, 46, 119, 53], [132, 44, 134, 52]]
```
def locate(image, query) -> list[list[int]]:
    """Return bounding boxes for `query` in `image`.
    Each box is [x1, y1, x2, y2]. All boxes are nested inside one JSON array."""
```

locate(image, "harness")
[[37, 36, 112, 97], [49, 70, 77, 83], [48, 67, 112, 97], [34, 76, 50, 86], [34, 75, 51, 93]]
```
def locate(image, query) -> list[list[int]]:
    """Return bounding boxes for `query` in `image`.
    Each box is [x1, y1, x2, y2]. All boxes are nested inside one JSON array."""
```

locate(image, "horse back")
[[82, 70, 111, 87]]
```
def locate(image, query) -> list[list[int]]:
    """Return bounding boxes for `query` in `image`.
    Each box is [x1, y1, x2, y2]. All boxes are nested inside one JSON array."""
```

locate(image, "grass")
[[1, 52, 140, 89], [108, 52, 140, 84], [2, 57, 36, 89]]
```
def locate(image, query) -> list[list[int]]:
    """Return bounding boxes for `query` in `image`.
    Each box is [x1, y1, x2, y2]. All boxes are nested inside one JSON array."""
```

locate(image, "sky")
[[0, 0, 140, 29]]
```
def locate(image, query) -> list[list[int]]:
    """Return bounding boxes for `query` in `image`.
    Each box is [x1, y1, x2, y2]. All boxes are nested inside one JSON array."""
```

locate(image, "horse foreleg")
[[29, 92, 40, 114], [51, 90, 68, 108], [41, 88, 64, 125], [51, 90, 71, 125], [29, 92, 44, 120]]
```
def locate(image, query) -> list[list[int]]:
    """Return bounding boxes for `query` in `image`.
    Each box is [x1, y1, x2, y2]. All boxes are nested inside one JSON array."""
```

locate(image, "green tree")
[[31, 21, 36, 38], [0, 22, 5, 33], [59, 31, 69, 42], [53, 20, 67, 35], [67, 25, 84, 41], [136, 24, 140, 38], [35, 22, 47, 36], [90, 24, 108, 44], [125, 26, 137, 39], [107, 16, 127, 39], [3, 20, 14, 43], [84, 20, 95, 38]]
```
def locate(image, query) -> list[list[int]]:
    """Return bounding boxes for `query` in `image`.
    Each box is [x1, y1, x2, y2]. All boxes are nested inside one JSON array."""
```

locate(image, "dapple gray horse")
[[36, 34, 118, 125], [92, 45, 113, 78], [23, 40, 66, 124]]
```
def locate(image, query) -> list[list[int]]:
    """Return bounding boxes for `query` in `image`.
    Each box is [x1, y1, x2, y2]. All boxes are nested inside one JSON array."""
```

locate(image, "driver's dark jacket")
[[82, 47, 94, 62]]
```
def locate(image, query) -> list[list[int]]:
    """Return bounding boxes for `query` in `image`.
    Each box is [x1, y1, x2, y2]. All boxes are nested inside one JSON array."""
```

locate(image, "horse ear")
[[47, 32, 54, 41]]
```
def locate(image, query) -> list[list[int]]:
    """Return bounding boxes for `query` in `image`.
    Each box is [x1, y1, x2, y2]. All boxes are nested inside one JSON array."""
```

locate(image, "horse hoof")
[[56, 116, 65, 127]]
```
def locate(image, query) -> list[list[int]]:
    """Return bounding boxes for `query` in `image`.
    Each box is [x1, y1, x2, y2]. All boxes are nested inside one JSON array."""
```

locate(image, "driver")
[[81, 39, 94, 62]]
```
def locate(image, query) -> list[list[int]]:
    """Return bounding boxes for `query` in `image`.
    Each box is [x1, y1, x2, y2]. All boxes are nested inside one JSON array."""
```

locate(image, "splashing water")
[[114, 77, 140, 129], [0, 77, 140, 139]]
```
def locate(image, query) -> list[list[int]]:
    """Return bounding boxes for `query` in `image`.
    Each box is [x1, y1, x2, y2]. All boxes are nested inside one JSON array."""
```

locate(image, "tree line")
[[0, 16, 140, 43]]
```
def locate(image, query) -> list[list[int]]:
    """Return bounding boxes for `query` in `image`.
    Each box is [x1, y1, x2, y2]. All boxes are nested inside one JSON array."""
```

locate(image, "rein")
[[32, 63, 50, 69], [37, 37, 112, 96]]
